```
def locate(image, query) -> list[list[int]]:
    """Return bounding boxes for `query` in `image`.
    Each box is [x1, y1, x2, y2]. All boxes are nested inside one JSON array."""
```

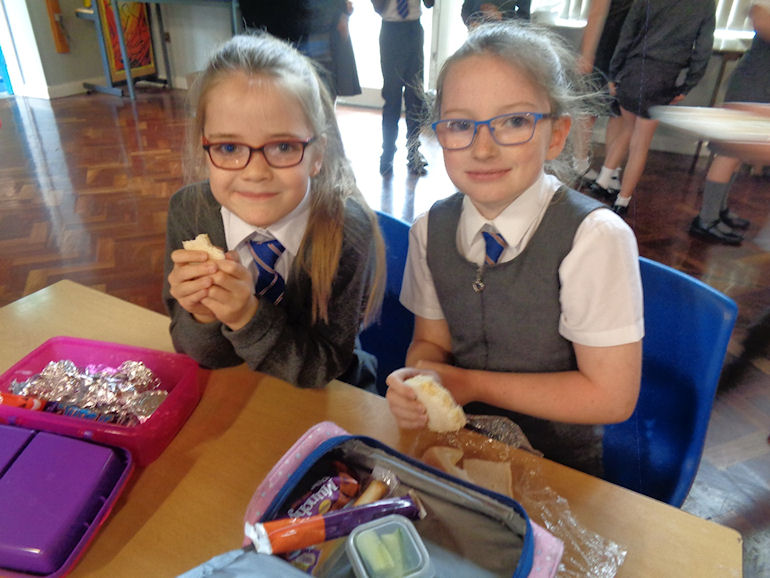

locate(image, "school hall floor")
[[0, 88, 768, 577]]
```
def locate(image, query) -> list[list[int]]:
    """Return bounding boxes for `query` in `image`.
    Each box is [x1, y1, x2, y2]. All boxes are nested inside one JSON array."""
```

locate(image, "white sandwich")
[[183, 233, 226, 260], [404, 374, 467, 433]]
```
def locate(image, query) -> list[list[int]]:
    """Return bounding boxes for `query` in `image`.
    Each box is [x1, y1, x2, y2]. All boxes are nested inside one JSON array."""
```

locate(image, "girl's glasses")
[[432, 113, 555, 150], [202, 136, 317, 169]]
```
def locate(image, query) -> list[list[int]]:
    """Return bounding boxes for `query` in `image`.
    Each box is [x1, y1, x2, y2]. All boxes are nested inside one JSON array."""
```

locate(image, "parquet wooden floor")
[[1, 89, 768, 576]]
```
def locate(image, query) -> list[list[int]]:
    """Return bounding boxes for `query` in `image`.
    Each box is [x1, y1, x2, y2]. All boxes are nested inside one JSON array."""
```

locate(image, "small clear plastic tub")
[[346, 514, 433, 578]]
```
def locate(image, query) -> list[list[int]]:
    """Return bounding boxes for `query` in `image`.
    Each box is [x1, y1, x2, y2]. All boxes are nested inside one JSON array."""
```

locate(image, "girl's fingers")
[[168, 262, 217, 287], [215, 258, 252, 282], [169, 274, 213, 302], [386, 367, 439, 398], [185, 287, 211, 304], [386, 387, 427, 429], [171, 249, 215, 265]]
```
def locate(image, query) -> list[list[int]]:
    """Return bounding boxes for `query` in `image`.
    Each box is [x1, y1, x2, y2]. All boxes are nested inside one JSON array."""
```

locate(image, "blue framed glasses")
[[432, 112, 555, 150]]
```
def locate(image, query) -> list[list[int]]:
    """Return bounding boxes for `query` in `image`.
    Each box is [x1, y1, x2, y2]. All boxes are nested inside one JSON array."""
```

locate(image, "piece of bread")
[[421, 446, 469, 481], [404, 374, 467, 433], [463, 458, 513, 498], [420, 447, 512, 497], [182, 233, 226, 260]]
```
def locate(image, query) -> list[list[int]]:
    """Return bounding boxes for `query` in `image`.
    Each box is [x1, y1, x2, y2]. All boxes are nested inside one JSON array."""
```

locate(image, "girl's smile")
[[465, 167, 511, 181], [234, 190, 280, 200]]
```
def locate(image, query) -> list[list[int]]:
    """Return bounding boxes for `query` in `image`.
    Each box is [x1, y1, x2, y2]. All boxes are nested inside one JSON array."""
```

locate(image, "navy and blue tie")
[[396, 0, 409, 19], [482, 230, 508, 267], [248, 238, 286, 304]]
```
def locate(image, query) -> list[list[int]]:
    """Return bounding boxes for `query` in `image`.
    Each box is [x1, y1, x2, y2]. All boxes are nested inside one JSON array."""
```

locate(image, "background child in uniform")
[[386, 22, 644, 477], [576, 0, 634, 190], [164, 34, 385, 390], [690, 0, 770, 245], [592, 0, 715, 215]]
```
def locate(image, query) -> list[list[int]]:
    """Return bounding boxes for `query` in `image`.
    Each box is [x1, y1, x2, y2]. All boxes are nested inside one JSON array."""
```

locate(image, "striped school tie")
[[482, 230, 508, 267], [248, 238, 286, 304], [396, 0, 409, 19]]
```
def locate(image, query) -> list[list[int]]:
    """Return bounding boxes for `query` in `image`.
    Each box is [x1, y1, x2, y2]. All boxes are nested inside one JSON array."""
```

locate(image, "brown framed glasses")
[[202, 136, 317, 169]]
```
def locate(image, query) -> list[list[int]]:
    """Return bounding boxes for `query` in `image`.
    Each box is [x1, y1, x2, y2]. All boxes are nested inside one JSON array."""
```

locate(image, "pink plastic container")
[[0, 337, 201, 576], [0, 336, 201, 466]]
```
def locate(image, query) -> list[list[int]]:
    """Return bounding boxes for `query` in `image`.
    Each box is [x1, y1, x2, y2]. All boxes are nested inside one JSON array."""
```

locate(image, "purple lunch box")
[[0, 425, 133, 576]]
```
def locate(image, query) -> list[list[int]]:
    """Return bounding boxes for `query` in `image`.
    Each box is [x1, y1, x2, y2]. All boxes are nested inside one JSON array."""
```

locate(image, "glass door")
[[0, 3, 14, 96], [342, 0, 466, 108], [0, 43, 10, 95]]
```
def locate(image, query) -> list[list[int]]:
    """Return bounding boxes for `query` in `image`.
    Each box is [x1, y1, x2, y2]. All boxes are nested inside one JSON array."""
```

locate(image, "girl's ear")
[[546, 114, 572, 161], [310, 134, 327, 177]]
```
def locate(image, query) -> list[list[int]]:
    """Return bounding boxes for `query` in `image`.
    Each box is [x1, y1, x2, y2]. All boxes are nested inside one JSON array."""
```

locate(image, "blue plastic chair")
[[359, 211, 415, 395], [602, 257, 738, 506]]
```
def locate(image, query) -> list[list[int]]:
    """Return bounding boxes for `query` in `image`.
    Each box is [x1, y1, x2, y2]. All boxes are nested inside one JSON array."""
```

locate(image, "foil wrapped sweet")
[[10, 360, 167, 426]]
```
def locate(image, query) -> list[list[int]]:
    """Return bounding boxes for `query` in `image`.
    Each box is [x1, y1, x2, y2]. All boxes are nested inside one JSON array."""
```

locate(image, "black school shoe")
[[720, 209, 750, 230], [689, 217, 743, 246], [407, 149, 428, 176], [578, 168, 599, 189], [379, 155, 394, 177], [611, 203, 628, 216], [589, 181, 619, 201]]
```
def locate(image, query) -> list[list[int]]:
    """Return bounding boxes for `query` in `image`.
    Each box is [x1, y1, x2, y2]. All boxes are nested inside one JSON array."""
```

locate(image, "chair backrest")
[[603, 257, 738, 506], [359, 211, 415, 395]]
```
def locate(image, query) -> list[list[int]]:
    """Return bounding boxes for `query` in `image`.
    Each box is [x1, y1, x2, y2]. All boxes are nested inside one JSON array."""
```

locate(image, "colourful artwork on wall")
[[98, 1, 156, 82]]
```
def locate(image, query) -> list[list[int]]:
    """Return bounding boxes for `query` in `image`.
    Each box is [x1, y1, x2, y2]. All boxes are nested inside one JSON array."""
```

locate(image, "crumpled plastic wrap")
[[510, 477, 627, 577], [10, 359, 167, 426], [463, 414, 544, 456], [407, 415, 627, 577]]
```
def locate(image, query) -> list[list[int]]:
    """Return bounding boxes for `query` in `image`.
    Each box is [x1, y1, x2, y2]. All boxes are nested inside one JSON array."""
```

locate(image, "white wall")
[[161, 3, 232, 89], [33, 0, 106, 97]]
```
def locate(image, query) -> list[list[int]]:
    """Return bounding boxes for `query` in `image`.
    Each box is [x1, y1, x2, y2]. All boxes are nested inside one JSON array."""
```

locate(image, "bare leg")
[[616, 112, 659, 201], [706, 155, 742, 184], [589, 113, 629, 195], [603, 108, 634, 171], [604, 115, 624, 159]]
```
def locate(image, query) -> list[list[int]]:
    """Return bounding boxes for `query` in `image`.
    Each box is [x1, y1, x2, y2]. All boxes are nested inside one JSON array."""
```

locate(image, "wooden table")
[[0, 281, 743, 577], [704, 102, 770, 165]]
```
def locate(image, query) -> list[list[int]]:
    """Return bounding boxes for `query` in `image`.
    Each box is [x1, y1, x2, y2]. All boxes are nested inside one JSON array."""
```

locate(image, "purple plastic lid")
[[0, 431, 125, 575], [0, 425, 33, 472]]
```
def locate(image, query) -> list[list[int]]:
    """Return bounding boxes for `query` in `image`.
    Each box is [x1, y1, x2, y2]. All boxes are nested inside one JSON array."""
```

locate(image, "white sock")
[[596, 166, 618, 188], [614, 195, 631, 207]]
